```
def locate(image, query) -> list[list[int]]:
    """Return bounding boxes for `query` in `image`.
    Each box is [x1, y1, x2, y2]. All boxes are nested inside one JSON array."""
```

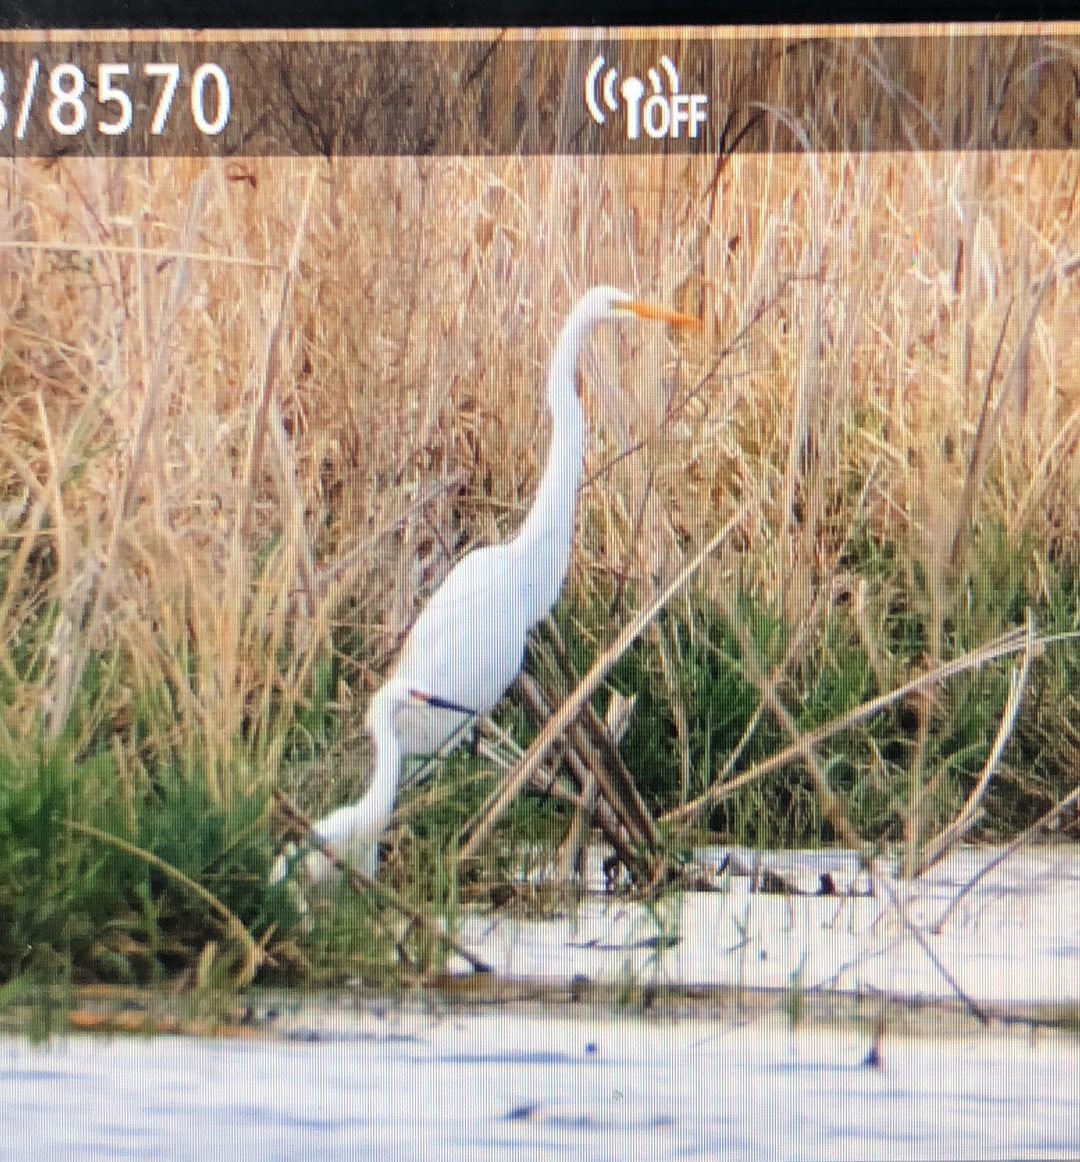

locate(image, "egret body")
[[274, 286, 697, 885]]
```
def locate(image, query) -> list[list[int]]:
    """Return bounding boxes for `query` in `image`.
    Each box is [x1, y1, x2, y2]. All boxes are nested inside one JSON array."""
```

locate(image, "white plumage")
[[274, 286, 699, 885]]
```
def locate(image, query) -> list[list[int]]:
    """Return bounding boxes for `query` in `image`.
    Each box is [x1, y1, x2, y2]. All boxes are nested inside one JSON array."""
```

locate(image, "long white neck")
[[298, 683, 404, 883], [512, 305, 591, 620], [362, 685, 403, 826]]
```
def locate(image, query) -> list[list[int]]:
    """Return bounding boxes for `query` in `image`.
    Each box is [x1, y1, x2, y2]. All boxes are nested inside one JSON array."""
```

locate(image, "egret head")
[[571, 285, 702, 330]]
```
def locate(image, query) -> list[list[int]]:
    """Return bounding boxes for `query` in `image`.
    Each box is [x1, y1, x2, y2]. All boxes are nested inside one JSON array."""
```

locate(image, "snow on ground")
[[456, 845, 1080, 1005]]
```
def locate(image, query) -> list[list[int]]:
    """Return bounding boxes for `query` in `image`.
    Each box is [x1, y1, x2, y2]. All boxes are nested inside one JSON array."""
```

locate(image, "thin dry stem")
[[458, 507, 749, 865], [663, 626, 1044, 826], [915, 608, 1038, 873]]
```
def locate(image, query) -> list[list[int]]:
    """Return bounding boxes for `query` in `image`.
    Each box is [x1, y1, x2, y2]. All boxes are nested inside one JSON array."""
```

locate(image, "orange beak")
[[622, 300, 702, 328]]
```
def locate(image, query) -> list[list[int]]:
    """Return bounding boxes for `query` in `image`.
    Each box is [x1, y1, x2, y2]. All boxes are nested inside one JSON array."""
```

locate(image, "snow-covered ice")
[[457, 845, 1080, 1005]]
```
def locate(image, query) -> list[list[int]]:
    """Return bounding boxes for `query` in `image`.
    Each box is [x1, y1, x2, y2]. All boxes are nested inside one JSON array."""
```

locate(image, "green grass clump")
[[541, 518, 1080, 856], [0, 727, 292, 989]]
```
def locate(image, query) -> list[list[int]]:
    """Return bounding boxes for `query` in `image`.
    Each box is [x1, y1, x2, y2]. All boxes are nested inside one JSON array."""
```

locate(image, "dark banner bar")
[[1, 34, 1078, 156]]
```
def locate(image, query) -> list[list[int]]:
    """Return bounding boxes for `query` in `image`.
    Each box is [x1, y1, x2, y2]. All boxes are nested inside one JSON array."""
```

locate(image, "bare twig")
[[541, 623, 660, 852], [515, 672, 645, 875], [947, 301, 1013, 566]]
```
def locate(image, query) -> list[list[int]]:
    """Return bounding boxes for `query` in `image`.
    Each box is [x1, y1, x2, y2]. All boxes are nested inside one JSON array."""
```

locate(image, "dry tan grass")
[[2, 146, 1080, 829]]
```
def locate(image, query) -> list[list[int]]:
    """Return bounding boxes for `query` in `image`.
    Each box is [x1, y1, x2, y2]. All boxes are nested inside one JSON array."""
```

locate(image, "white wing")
[[392, 543, 533, 755]]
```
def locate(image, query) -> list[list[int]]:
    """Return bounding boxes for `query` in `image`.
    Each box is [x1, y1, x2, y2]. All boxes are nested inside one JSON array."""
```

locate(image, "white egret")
[[271, 680, 472, 885], [273, 286, 698, 886], [391, 285, 700, 758]]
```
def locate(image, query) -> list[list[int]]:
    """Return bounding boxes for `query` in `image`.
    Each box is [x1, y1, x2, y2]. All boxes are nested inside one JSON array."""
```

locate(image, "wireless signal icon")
[[585, 55, 708, 141], [584, 55, 623, 125]]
